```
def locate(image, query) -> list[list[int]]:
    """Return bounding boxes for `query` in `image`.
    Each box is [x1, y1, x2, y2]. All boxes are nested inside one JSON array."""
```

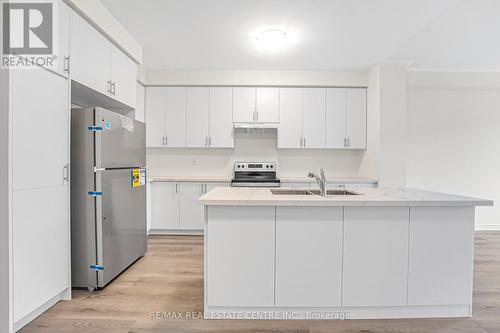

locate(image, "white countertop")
[[148, 175, 378, 184], [199, 187, 493, 207]]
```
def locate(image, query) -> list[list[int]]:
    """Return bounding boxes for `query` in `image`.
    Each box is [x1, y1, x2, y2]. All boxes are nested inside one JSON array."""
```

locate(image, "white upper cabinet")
[[145, 87, 166, 147], [278, 88, 302, 148], [186, 87, 210, 148], [70, 11, 137, 108], [209, 87, 234, 148], [302, 88, 326, 148], [326, 88, 347, 149], [12, 68, 69, 191], [346, 88, 367, 149], [233, 87, 255, 123], [256, 88, 279, 123], [110, 45, 137, 108], [233, 87, 279, 123], [326, 88, 367, 149], [165, 87, 187, 147], [145, 85, 366, 150], [70, 12, 111, 96], [55, 0, 70, 77]]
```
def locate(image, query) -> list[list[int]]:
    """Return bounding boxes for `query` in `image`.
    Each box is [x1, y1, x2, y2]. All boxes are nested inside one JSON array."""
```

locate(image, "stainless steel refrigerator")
[[71, 107, 147, 290]]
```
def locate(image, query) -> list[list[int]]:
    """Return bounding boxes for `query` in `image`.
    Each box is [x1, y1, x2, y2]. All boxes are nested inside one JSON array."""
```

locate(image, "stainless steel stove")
[[231, 162, 280, 187]]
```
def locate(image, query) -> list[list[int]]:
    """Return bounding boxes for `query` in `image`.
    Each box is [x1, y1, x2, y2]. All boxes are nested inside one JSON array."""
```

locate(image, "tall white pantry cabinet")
[[5, 1, 139, 332]]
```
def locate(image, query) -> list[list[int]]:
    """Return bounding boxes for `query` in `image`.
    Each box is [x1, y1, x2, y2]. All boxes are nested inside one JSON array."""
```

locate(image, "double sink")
[[271, 188, 361, 196]]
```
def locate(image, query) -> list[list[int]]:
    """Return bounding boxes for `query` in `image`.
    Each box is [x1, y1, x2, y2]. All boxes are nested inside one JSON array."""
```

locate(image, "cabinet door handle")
[[256, 111, 258, 122], [106, 80, 111, 93], [175, 183, 178, 194], [162, 136, 165, 146], [63, 56, 70, 73], [209, 137, 212, 147], [344, 138, 346, 147], [347, 137, 350, 147], [165, 136, 168, 146], [205, 137, 208, 147], [300, 137, 303, 147], [111, 81, 116, 95], [303, 137, 306, 147], [201, 184, 204, 194], [62, 164, 69, 182]]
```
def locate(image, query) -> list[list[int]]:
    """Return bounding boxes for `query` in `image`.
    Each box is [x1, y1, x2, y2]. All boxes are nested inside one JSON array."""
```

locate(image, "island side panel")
[[206, 206, 275, 307], [408, 206, 475, 308], [275, 206, 343, 307], [342, 207, 410, 306]]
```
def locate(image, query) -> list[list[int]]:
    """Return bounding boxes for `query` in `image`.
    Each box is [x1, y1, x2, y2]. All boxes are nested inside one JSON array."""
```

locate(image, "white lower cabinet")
[[150, 181, 228, 232], [151, 182, 180, 230], [207, 206, 275, 307], [179, 182, 206, 229], [13, 185, 69, 323], [276, 207, 343, 307], [408, 207, 474, 305], [342, 207, 410, 306]]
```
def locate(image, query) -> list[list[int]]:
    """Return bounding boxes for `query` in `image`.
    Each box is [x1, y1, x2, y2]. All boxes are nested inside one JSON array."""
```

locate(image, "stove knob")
[[266, 165, 269, 168], [270, 165, 274, 168]]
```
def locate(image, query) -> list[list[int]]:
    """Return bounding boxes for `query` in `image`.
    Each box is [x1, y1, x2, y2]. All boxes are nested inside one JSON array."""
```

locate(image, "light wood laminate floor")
[[21, 232, 500, 333]]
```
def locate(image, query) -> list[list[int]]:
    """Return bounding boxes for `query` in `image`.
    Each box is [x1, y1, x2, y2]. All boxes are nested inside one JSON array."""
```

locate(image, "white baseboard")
[[149, 229, 204, 236], [475, 225, 500, 231], [14, 288, 70, 332], [204, 304, 470, 320]]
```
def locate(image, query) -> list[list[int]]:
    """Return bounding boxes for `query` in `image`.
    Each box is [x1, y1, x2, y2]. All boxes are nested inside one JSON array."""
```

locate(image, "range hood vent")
[[233, 123, 278, 135]]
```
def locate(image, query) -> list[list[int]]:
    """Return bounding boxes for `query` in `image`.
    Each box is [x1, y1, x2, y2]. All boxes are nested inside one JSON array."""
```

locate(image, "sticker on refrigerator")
[[131, 169, 146, 188], [104, 121, 112, 130]]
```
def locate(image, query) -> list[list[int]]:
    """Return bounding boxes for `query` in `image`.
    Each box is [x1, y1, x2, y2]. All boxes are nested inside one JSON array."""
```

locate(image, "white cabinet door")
[[256, 87, 279, 123], [233, 87, 255, 123], [110, 45, 137, 108], [408, 207, 474, 306], [165, 87, 186, 147], [12, 68, 69, 191], [135, 83, 145, 122], [276, 207, 343, 307], [70, 12, 111, 96], [207, 206, 275, 307], [186, 87, 210, 148], [55, 0, 70, 77], [145, 87, 166, 147], [278, 88, 302, 148], [302, 88, 326, 148], [151, 182, 180, 229], [326, 88, 347, 149], [209, 87, 234, 148], [13, 185, 69, 322], [346, 88, 367, 149], [179, 182, 205, 229], [343, 207, 409, 306]]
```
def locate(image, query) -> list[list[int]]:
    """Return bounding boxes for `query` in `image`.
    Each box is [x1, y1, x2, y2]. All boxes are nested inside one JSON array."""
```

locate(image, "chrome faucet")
[[308, 168, 327, 197]]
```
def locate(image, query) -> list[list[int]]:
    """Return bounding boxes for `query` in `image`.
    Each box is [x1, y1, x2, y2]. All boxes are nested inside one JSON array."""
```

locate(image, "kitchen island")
[[199, 187, 493, 320]]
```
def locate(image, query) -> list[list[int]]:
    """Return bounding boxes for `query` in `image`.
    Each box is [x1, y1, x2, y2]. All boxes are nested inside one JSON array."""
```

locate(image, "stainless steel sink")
[[271, 188, 361, 196]]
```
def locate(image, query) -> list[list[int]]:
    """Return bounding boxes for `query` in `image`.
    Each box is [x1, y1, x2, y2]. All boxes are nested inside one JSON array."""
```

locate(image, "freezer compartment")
[[97, 168, 147, 287], [95, 107, 146, 168]]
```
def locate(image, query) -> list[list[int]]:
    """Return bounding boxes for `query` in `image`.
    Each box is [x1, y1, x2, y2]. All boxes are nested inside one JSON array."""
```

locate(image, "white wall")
[[145, 70, 377, 180], [148, 134, 368, 179], [378, 64, 408, 187], [146, 70, 368, 86], [407, 70, 500, 229]]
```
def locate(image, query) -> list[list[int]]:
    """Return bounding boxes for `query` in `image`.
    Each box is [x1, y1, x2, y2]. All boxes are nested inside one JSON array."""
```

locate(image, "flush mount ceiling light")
[[255, 29, 288, 53]]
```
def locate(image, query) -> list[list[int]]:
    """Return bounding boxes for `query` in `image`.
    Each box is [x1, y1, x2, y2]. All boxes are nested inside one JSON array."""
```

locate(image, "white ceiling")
[[100, 0, 500, 71]]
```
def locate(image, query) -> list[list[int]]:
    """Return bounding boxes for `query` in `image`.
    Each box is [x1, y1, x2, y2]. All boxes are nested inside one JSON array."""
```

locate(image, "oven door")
[[231, 171, 280, 187]]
